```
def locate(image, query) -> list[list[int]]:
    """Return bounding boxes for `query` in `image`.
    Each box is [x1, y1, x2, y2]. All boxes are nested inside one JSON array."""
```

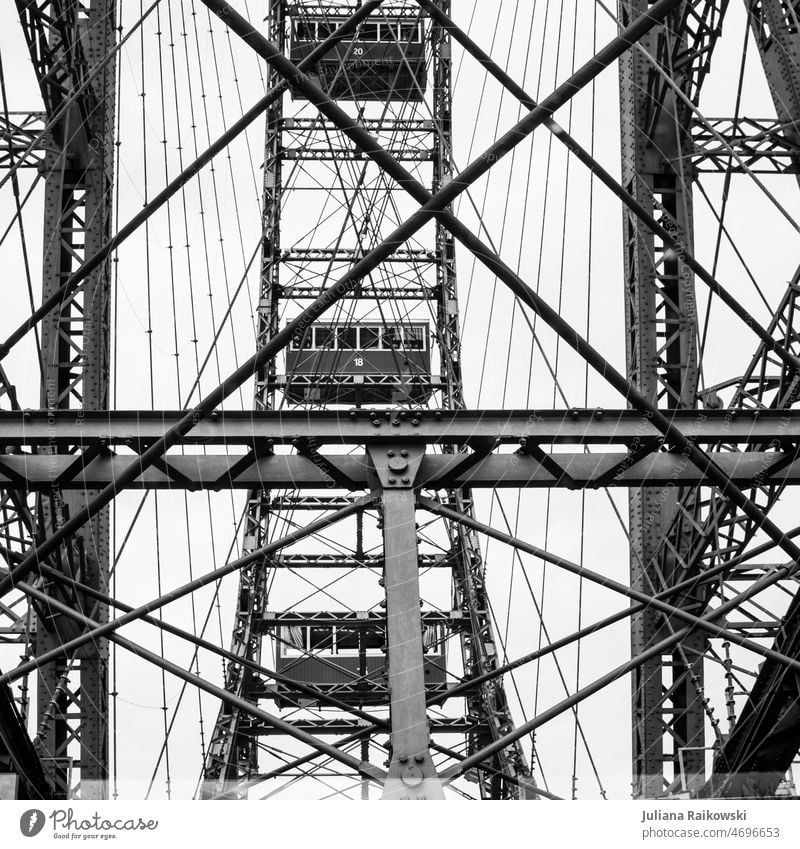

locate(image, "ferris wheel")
[[0, 0, 800, 803]]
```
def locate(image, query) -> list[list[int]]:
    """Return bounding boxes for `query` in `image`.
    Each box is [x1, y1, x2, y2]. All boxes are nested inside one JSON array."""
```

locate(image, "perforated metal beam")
[[5, 449, 800, 489], [3, 408, 797, 445]]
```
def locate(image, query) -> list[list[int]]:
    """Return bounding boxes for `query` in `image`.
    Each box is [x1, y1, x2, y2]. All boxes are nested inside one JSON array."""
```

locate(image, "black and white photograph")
[[0, 0, 799, 843]]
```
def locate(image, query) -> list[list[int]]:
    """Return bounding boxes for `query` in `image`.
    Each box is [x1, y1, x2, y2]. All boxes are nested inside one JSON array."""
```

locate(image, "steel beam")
[[418, 497, 800, 675], [0, 0, 687, 624], [440, 540, 800, 787], [0, 2, 387, 363], [250, 718, 471, 736], [4, 408, 800, 446], [414, 0, 800, 378], [201, 0, 527, 799], [0, 495, 375, 689], [195, 0, 800, 622], [0, 112, 50, 169], [5, 449, 800, 490], [745, 0, 800, 180], [13, 578, 387, 785], [0, 677, 51, 799], [20, 0, 118, 800], [368, 445, 443, 800], [705, 0, 800, 797], [617, 0, 730, 797], [692, 117, 800, 172]]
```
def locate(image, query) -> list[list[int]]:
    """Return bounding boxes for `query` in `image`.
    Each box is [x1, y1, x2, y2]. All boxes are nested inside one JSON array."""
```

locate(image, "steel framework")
[[0, 0, 799, 801]]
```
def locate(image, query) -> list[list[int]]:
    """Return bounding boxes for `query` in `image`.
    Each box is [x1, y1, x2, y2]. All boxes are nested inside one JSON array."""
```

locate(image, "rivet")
[[400, 449, 408, 457], [391, 419, 401, 427], [411, 418, 420, 427], [387, 450, 395, 457], [402, 477, 410, 484], [372, 419, 381, 427], [398, 753, 409, 764], [414, 754, 425, 764], [388, 477, 396, 484]]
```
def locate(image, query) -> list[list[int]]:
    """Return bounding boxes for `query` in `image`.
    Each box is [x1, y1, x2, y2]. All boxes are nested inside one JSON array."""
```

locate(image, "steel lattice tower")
[[0, 0, 116, 800], [200, 1, 531, 800], [1, 0, 800, 803], [621, 0, 800, 798]]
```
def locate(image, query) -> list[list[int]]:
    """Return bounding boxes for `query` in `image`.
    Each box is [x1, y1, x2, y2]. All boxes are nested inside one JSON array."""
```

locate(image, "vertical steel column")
[[431, 0, 461, 409], [618, 0, 723, 798], [32, 0, 115, 800], [745, 0, 800, 180], [368, 446, 443, 800]]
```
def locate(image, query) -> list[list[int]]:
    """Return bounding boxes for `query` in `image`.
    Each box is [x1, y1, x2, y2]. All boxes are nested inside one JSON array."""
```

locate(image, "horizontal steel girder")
[[261, 610, 461, 625], [3, 449, 800, 490], [0, 112, 50, 169], [247, 718, 473, 737], [692, 116, 800, 173], [1, 408, 797, 446], [263, 554, 450, 569]]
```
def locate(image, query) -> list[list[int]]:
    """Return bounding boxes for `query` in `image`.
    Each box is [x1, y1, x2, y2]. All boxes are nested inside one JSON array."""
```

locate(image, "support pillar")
[[369, 446, 443, 800]]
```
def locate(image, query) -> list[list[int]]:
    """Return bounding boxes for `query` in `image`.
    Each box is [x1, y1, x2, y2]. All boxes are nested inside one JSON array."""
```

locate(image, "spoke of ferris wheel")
[[207, 0, 800, 380], [208, 730, 373, 799], [442, 539, 800, 784], [14, 487, 800, 787], [241, 737, 562, 800], [0, 0, 385, 364], [19, 572, 544, 799], [0, 494, 376, 684], [416, 0, 797, 370], [13, 575, 387, 783], [0, 0, 679, 601], [21, 564, 391, 724], [424, 522, 800, 704], [418, 496, 800, 675], [15, 473, 791, 721], [199, 0, 800, 567]]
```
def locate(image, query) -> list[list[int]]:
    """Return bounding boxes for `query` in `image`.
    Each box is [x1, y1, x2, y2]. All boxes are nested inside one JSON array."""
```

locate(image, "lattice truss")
[[0, 0, 799, 802]]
